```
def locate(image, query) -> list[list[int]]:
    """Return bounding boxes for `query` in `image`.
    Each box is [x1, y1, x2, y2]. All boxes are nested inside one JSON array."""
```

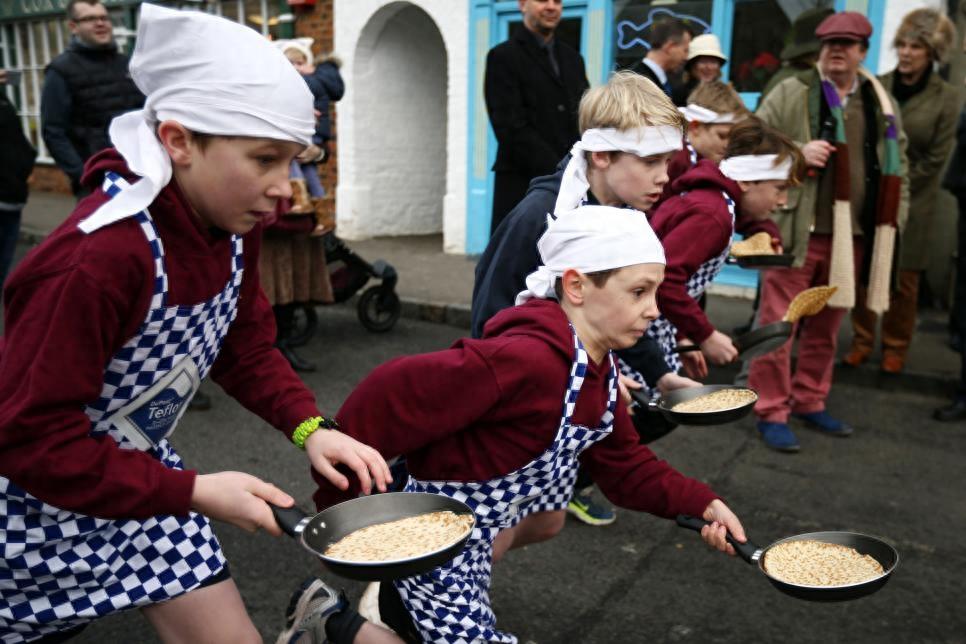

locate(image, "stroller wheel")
[[358, 286, 401, 333]]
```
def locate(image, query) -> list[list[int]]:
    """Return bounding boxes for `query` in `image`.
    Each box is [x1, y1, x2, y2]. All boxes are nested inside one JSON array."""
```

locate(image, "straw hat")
[[687, 34, 727, 64]]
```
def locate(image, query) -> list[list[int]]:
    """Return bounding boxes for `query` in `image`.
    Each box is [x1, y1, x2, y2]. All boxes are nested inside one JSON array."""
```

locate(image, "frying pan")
[[673, 321, 793, 361], [270, 492, 475, 581], [727, 253, 795, 269], [676, 515, 899, 602], [630, 384, 757, 426]]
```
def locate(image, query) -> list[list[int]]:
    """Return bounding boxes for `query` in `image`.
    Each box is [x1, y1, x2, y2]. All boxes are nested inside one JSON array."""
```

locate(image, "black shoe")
[[279, 343, 317, 372], [189, 390, 212, 411], [287, 306, 319, 348], [933, 398, 966, 422]]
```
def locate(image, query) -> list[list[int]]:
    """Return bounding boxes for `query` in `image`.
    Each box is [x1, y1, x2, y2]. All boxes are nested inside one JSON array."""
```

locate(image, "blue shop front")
[[465, 0, 888, 289]]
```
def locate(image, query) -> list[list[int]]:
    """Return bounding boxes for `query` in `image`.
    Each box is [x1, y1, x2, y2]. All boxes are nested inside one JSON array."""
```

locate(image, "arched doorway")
[[351, 3, 447, 236]]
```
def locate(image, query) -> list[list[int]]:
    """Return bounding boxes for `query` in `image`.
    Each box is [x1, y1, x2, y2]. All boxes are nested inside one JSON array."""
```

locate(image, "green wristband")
[[292, 416, 338, 449]]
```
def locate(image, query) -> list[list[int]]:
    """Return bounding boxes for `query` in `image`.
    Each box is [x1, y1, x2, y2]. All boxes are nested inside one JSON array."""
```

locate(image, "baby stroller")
[[290, 232, 401, 343]]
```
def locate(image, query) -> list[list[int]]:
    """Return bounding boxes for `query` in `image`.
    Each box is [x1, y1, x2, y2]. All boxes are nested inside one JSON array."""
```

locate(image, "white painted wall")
[[878, 0, 943, 72], [334, 0, 469, 253]]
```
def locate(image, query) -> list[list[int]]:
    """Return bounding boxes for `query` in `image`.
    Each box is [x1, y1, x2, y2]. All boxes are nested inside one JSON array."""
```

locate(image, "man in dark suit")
[[629, 17, 691, 98], [484, 0, 589, 234]]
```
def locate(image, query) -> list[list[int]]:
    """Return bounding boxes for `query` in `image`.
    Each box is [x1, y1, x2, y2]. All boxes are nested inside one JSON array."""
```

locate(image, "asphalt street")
[[3, 243, 965, 643]]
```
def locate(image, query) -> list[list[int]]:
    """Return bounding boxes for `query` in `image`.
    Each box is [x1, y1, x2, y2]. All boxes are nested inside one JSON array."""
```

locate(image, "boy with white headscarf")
[[638, 117, 804, 384], [471, 71, 703, 526], [290, 205, 747, 644], [0, 6, 389, 642]]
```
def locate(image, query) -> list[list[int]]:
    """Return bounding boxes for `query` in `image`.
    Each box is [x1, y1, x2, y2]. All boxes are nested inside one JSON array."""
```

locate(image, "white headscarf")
[[719, 154, 793, 182], [679, 104, 738, 124], [79, 4, 315, 233], [554, 125, 683, 215], [516, 206, 666, 304]]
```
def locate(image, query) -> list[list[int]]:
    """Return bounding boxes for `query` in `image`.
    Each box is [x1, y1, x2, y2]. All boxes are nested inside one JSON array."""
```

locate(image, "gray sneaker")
[[276, 577, 347, 644]]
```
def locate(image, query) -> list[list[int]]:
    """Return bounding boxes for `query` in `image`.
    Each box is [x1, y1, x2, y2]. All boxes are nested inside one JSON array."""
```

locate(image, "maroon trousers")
[[748, 234, 862, 423]]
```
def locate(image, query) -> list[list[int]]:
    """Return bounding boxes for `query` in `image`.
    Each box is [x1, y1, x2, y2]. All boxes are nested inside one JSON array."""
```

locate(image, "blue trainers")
[[757, 421, 800, 452], [792, 411, 853, 436], [567, 486, 617, 526]]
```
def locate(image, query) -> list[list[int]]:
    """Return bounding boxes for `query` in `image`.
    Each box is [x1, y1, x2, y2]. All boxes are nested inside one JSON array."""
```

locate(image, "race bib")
[[109, 358, 200, 451]]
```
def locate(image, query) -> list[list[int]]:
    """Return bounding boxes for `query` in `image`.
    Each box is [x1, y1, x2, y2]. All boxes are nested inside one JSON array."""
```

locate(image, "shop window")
[[728, 0, 835, 93], [612, 1, 712, 71]]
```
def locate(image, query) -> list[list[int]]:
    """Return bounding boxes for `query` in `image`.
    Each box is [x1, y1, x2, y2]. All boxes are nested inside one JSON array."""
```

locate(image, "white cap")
[[516, 206, 666, 304]]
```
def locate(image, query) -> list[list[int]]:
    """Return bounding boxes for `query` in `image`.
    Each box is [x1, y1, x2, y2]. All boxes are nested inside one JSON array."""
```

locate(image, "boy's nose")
[[269, 173, 293, 200]]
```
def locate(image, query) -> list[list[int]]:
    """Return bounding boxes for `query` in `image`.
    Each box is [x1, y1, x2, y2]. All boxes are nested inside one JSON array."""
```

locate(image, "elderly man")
[[750, 11, 909, 452], [41, 0, 143, 196], [484, 0, 589, 234]]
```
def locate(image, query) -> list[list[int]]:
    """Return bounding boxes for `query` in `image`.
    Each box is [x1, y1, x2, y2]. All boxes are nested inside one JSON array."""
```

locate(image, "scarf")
[[818, 66, 900, 313]]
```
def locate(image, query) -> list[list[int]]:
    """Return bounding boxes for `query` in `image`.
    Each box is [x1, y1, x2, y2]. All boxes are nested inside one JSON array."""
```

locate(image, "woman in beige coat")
[[845, 8, 960, 373]]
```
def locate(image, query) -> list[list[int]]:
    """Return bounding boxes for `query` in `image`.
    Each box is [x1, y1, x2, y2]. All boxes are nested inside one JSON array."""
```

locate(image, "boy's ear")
[[588, 150, 613, 170], [560, 268, 586, 305], [157, 120, 195, 167], [736, 180, 752, 193]]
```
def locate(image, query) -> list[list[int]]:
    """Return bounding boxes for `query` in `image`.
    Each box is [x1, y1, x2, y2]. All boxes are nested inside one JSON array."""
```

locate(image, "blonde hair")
[[894, 8, 957, 64], [686, 80, 748, 117], [578, 71, 685, 134]]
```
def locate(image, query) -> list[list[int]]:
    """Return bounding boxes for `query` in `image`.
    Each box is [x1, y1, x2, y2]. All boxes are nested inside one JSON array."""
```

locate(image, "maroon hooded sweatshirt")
[[314, 298, 719, 517], [649, 160, 779, 344], [0, 149, 322, 520]]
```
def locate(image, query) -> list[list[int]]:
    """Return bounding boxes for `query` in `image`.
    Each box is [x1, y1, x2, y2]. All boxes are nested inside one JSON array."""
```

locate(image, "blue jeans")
[[0, 209, 21, 287]]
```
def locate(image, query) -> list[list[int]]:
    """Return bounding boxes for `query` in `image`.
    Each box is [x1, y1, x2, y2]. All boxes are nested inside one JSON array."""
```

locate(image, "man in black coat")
[[628, 17, 691, 100], [0, 70, 37, 287], [484, 0, 589, 234], [41, 0, 144, 196]]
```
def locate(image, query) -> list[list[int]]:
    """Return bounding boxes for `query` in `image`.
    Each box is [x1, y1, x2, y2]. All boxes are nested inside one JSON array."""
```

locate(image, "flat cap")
[[815, 11, 873, 42]]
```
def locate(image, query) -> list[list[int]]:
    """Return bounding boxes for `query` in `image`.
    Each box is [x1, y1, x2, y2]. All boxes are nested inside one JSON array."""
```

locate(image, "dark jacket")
[[303, 59, 344, 143], [0, 94, 36, 205], [484, 27, 588, 178], [41, 38, 144, 191], [471, 158, 672, 385], [629, 58, 670, 95], [942, 108, 966, 197]]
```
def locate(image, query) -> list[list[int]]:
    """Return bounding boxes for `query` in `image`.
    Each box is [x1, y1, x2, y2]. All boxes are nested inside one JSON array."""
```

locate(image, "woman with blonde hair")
[[844, 8, 960, 373]]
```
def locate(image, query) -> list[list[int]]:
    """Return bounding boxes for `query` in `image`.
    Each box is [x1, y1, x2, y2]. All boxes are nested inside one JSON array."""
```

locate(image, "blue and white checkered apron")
[[620, 191, 735, 387], [394, 325, 618, 643], [0, 172, 241, 643], [686, 141, 698, 166]]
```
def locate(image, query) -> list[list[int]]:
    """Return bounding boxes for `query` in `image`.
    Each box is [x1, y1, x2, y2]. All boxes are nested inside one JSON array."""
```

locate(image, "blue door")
[[465, 1, 592, 255]]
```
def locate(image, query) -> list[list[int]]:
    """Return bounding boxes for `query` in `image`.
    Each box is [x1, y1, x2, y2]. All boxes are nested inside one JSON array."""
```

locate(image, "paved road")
[[4, 244, 965, 643]]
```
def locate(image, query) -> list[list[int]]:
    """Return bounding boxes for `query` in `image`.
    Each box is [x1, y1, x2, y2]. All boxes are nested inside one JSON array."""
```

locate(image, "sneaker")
[[276, 577, 347, 644], [792, 410, 853, 436], [567, 486, 616, 526], [756, 421, 800, 453]]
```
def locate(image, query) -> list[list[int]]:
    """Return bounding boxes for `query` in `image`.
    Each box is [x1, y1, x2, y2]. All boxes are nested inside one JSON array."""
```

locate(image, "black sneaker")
[[276, 577, 347, 644]]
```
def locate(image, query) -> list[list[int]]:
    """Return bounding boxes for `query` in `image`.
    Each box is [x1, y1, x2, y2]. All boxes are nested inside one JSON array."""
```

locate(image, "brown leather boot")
[[841, 348, 870, 367]]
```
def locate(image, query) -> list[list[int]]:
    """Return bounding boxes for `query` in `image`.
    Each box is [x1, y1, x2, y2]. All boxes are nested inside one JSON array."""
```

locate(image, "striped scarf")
[[818, 66, 901, 313]]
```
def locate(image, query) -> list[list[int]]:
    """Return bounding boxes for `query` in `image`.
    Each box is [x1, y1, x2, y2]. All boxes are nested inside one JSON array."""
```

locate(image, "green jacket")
[[756, 68, 909, 269], [880, 70, 961, 270]]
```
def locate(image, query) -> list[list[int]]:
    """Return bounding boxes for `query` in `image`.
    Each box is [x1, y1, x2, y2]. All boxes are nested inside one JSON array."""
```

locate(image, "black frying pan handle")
[[628, 388, 657, 410], [672, 344, 703, 354], [269, 503, 311, 539], [675, 514, 760, 564]]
